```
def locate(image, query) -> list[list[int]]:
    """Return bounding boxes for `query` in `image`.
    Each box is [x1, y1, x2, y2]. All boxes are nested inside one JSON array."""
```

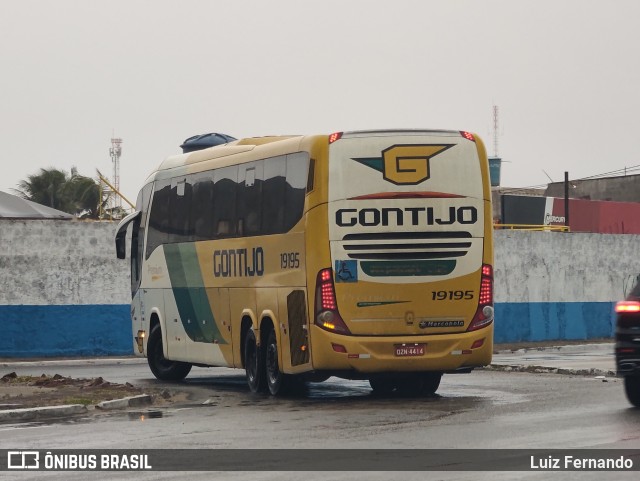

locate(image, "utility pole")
[[492, 105, 499, 158], [564, 171, 570, 230], [110, 137, 123, 210]]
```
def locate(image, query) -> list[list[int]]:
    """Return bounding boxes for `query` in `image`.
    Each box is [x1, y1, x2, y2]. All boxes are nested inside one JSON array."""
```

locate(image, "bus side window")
[[238, 162, 263, 236], [146, 179, 172, 258], [132, 183, 152, 292], [216, 220, 232, 236], [192, 172, 215, 241], [213, 166, 238, 238], [285, 152, 310, 231], [170, 177, 194, 243], [306, 157, 315, 193], [262, 156, 286, 234]]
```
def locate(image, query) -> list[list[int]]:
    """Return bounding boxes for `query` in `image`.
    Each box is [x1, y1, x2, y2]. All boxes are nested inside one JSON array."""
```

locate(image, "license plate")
[[394, 343, 426, 357]]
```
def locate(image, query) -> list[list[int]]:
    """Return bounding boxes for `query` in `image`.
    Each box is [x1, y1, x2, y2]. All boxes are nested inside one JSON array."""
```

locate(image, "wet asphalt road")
[[1, 357, 639, 480]]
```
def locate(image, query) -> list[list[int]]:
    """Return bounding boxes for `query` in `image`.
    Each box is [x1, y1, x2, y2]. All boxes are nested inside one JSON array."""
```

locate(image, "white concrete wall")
[[494, 230, 640, 303], [0, 220, 129, 305], [0, 220, 131, 357]]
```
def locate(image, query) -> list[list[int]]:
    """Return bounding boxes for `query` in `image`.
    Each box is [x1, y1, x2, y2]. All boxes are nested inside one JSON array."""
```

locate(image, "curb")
[[494, 343, 614, 355], [485, 364, 617, 377], [0, 404, 87, 423], [0, 357, 146, 368], [96, 394, 153, 410], [0, 394, 154, 423]]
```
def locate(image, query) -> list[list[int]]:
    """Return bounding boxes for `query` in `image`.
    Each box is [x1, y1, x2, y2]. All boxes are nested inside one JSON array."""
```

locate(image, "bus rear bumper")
[[309, 325, 493, 374]]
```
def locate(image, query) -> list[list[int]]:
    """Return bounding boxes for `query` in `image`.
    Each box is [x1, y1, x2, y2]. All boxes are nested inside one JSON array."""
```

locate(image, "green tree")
[[14, 167, 101, 218], [65, 168, 102, 219]]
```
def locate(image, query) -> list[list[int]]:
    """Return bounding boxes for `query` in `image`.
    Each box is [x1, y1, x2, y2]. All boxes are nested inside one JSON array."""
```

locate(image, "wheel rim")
[[246, 340, 258, 383], [266, 341, 279, 385]]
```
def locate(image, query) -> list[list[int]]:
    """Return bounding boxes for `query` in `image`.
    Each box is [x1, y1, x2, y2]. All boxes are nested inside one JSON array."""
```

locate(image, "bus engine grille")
[[341, 231, 472, 261]]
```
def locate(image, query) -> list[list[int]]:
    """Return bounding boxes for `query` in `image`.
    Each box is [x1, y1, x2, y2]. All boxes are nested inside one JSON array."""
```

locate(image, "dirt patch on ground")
[[0, 372, 185, 410]]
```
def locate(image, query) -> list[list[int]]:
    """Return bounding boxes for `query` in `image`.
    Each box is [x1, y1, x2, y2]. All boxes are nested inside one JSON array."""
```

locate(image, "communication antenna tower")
[[492, 105, 499, 158], [110, 137, 123, 209]]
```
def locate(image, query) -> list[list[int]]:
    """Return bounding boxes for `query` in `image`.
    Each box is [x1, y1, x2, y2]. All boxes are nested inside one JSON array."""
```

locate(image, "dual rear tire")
[[244, 328, 265, 392], [245, 327, 298, 396]]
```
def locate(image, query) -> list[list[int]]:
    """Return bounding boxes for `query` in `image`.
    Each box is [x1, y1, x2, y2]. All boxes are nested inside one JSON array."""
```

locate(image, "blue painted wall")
[[0, 305, 131, 357], [493, 302, 616, 343], [0, 302, 617, 357]]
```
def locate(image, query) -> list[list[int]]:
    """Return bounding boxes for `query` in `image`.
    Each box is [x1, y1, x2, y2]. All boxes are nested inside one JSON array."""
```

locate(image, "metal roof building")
[[0, 191, 73, 220]]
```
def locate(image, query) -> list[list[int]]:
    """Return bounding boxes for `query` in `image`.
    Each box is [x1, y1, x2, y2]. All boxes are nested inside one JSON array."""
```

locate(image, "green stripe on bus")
[[164, 244, 226, 344]]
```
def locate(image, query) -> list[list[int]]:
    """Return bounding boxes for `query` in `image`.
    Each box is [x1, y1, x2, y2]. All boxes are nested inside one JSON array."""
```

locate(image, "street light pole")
[[564, 171, 570, 230]]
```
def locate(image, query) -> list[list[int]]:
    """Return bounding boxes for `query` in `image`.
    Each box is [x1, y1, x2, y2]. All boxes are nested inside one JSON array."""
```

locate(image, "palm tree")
[[14, 167, 101, 218], [65, 168, 102, 219], [15, 168, 73, 212]]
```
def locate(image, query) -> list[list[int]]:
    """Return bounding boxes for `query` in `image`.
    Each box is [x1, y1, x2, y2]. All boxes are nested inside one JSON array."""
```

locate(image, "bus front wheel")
[[147, 324, 192, 381], [244, 328, 266, 393]]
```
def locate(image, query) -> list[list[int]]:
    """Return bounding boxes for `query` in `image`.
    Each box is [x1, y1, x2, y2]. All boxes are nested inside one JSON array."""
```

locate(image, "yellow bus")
[[116, 129, 494, 396]]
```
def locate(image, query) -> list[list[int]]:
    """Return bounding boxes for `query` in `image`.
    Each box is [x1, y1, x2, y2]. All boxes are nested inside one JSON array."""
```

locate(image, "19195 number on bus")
[[280, 252, 300, 269], [431, 290, 474, 301]]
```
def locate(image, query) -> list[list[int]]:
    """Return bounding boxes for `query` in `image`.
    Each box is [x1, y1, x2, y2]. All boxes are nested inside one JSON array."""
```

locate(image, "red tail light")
[[314, 268, 351, 334], [329, 132, 343, 144], [616, 301, 640, 313], [460, 131, 476, 142], [468, 264, 494, 331]]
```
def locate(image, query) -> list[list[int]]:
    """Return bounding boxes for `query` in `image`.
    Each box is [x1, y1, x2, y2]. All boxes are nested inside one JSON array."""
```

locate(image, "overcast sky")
[[1, 0, 639, 202]]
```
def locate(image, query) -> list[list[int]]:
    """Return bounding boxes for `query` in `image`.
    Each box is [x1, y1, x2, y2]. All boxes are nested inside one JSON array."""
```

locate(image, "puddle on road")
[[0, 408, 172, 430], [127, 410, 164, 422], [0, 414, 97, 430], [0, 374, 529, 430]]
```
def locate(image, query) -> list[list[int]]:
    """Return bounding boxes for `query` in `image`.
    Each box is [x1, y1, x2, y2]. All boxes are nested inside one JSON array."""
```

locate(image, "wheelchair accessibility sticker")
[[335, 260, 358, 283]]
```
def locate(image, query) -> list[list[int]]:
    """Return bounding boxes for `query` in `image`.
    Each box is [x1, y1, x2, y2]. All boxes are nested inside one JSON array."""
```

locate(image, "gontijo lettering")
[[213, 247, 265, 277], [336, 206, 478, 227]]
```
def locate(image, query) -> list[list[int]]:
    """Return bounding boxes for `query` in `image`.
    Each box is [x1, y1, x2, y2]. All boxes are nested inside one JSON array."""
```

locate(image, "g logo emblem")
[[353, 144, 454, 185]]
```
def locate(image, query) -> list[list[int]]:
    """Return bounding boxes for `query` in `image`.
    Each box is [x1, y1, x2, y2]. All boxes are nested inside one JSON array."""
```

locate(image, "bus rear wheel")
[[417, 372, 442, 396], [265, 329, 299, 396], [369, 375, 397, 396], [147, 324, 192, 381], [398, 372, 442, 397], [624, 376, 640, 407], [244, 328, 266, 393]]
